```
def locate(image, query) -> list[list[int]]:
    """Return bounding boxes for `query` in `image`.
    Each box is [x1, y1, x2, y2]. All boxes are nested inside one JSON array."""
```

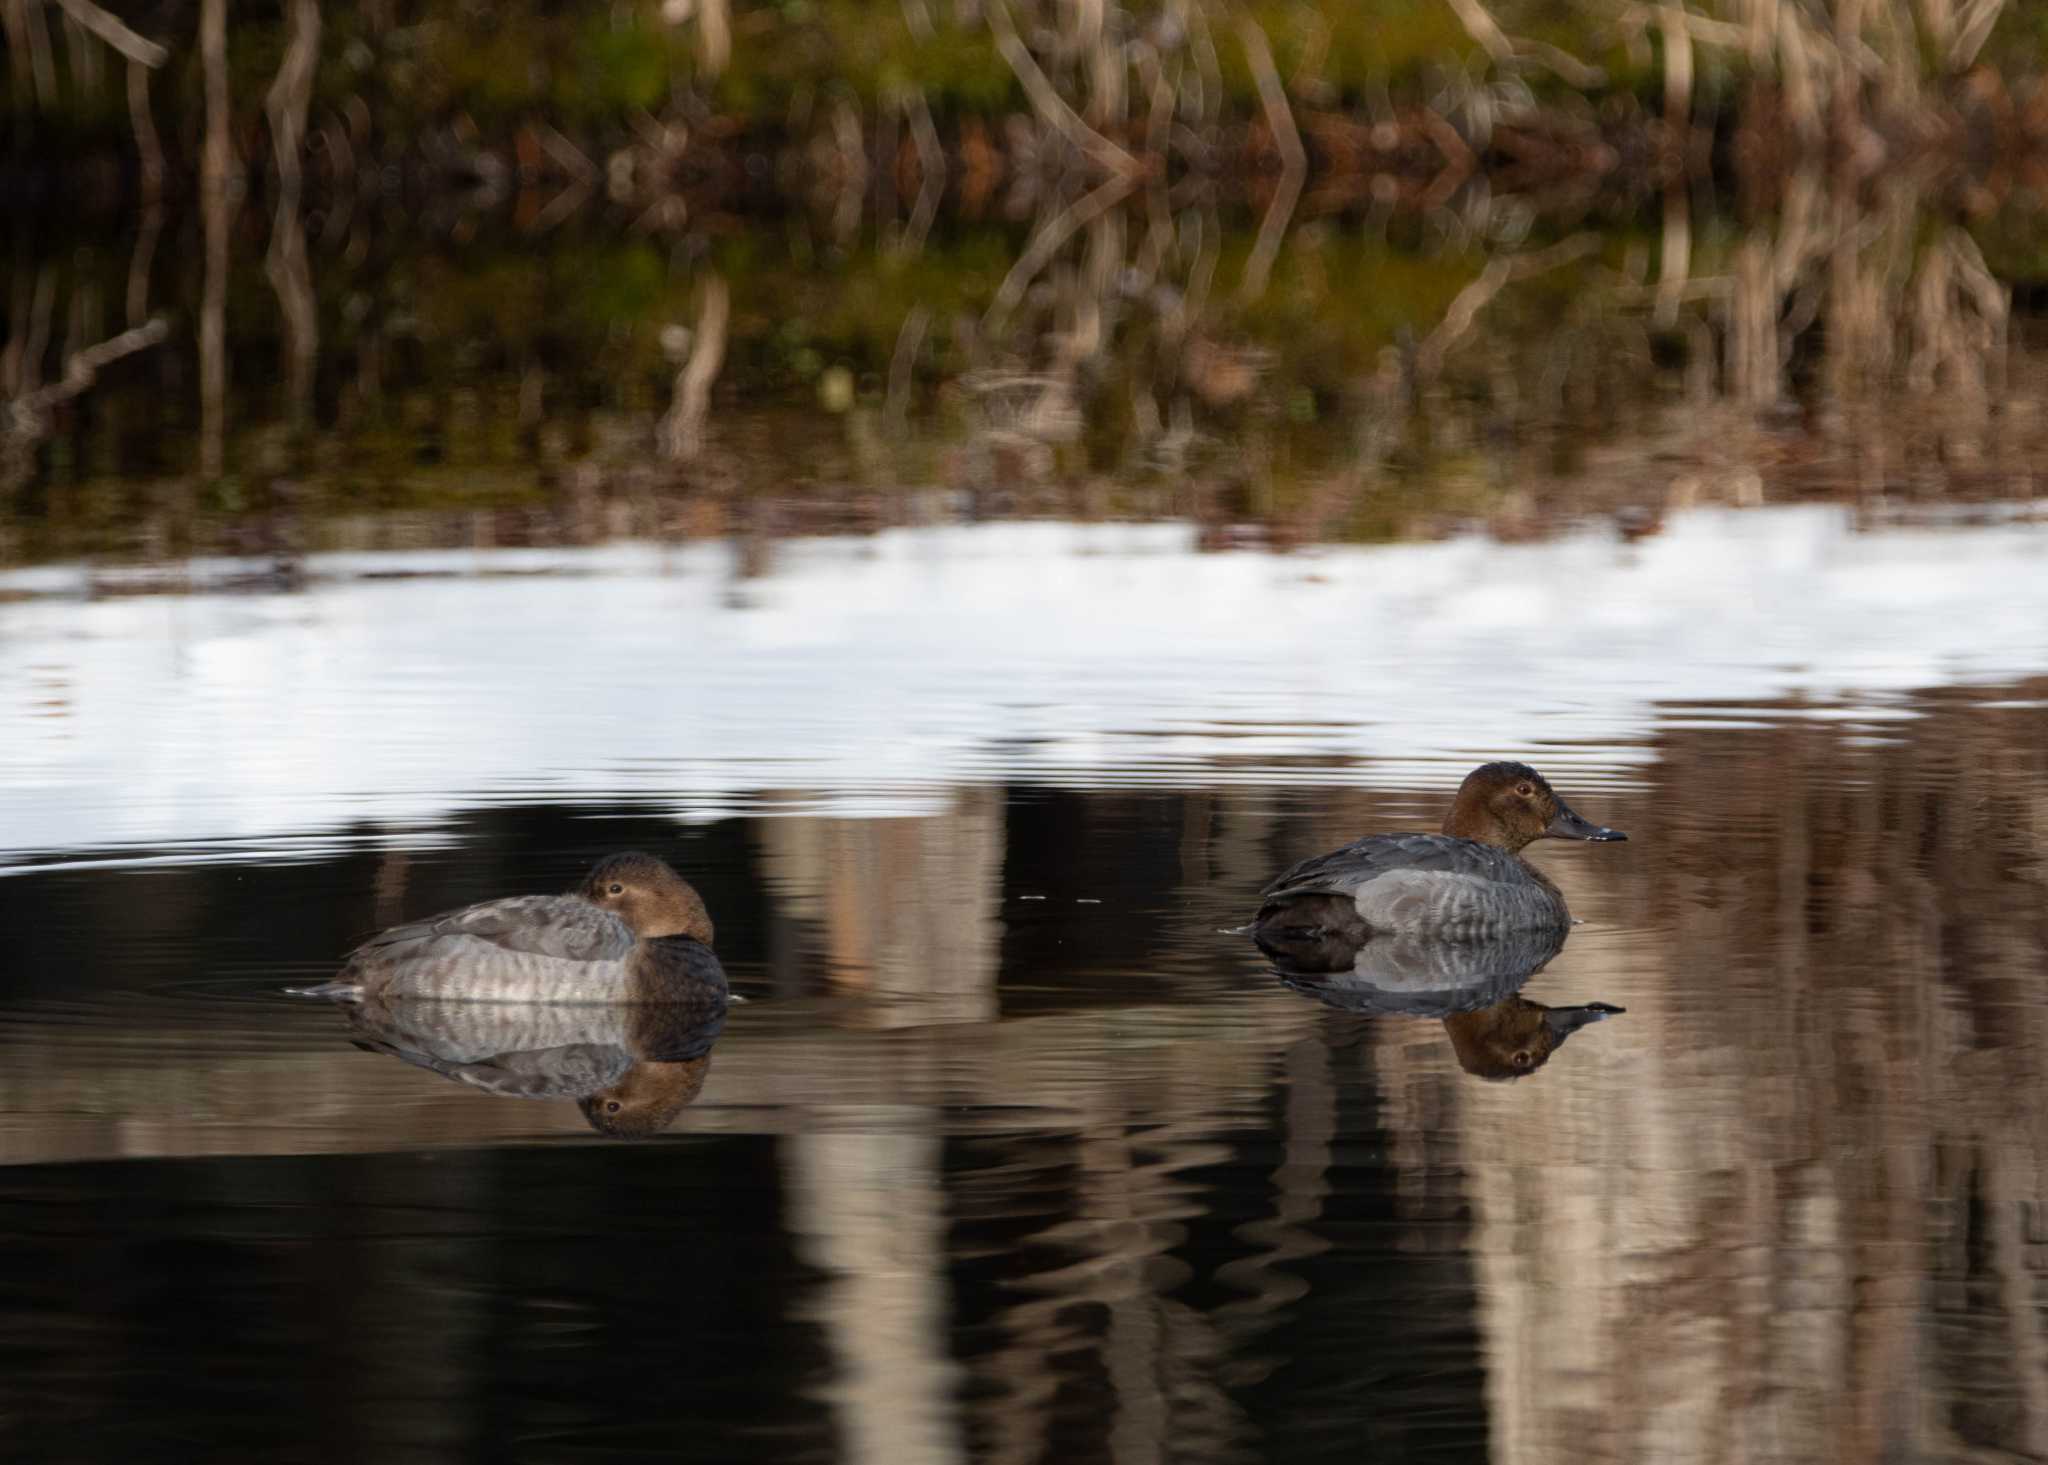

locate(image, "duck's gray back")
[[346, 894, 640, 1002], [1262, 833, 1567, 937]]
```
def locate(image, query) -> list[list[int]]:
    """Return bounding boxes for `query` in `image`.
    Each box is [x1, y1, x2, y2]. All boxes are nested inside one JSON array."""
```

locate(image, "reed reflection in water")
[[0, 678, 2045, 1460], [7, 133, 2046, 565]]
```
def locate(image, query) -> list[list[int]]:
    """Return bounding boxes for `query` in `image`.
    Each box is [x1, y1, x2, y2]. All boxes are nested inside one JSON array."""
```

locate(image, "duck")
[[1252, 761, 1625, 941], [313, 851, 725, 1004]]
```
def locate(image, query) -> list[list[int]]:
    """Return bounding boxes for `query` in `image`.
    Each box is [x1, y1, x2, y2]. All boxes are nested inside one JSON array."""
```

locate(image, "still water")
[[2, 509, 2046, 1462]]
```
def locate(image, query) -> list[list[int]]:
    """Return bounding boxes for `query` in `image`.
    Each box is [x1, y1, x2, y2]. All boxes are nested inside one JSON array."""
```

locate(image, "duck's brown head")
[[1441, 761, 1627, 852], [578, 852, 715, 943], [1444, 996, 1625, 1080]]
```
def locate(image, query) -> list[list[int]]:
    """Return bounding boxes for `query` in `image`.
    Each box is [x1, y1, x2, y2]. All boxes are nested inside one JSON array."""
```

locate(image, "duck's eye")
[[1512, 1050, 1534, 1067], [606, 1100, 622, 1114], [608, 882, 624, 896], [1515, 783, 1534, 797]]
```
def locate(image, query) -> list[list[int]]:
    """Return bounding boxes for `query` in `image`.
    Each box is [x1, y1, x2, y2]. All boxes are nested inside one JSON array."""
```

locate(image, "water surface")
[[3, 513, 2046, 1463]]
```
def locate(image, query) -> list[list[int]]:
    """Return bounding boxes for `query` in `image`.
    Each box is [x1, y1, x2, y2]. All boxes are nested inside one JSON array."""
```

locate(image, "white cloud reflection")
[[2, 506, 2044, 865]]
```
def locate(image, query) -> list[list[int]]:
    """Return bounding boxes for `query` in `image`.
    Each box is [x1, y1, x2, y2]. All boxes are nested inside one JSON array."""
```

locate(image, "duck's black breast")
[[630, 937, 730, 1006]]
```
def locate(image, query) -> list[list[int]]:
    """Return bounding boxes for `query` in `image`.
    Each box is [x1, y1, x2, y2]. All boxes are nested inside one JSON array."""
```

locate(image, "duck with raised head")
[[314, 851, 725, 1004], [1252, 762, 1626, 942]]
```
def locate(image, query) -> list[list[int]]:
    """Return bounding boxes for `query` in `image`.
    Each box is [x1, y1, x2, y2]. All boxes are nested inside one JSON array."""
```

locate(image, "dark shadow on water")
[[0, 1141, 836, 1463]]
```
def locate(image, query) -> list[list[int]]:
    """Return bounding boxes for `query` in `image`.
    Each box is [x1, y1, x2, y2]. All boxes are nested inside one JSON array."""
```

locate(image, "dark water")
[[3, 518, 2048, 1462]]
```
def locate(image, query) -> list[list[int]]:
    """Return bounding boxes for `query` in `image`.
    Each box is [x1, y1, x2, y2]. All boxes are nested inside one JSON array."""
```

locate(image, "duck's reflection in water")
[[1258, 923, 1623, 1079], [343, 992, 726, 1135]]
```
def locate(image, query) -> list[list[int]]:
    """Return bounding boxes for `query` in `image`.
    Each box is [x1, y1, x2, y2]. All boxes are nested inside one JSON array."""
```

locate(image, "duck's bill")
[[1544, 804, 1627, 841]]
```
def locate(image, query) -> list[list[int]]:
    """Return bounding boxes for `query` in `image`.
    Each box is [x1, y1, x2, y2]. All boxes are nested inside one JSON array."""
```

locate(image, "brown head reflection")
[[342, 987, 727, 1136], [577, 1001, 721, 1135], [1267, 923, 1623, 1079], [1441, 996, 1624, 1080]]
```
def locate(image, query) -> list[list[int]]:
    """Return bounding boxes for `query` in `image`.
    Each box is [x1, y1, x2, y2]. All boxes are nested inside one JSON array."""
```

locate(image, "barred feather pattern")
[[1259, 832, 1570, 937]]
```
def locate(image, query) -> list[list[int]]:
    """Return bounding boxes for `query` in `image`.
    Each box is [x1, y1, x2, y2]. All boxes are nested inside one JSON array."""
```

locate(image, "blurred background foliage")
[[2, 0, 2046, 565], [9, 1, 2047, 140]]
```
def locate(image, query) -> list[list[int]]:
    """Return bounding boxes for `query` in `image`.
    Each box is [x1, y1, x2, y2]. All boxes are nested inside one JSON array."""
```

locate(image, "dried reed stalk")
[[1237, 14, 1305, 302], [127, 58, 163, 201], [660, 276, 730, 463], [53, 0, 166, 66], [984, 0, 1140, 177], [199, 0, 231, 479], [262, 0, 321, 430]]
